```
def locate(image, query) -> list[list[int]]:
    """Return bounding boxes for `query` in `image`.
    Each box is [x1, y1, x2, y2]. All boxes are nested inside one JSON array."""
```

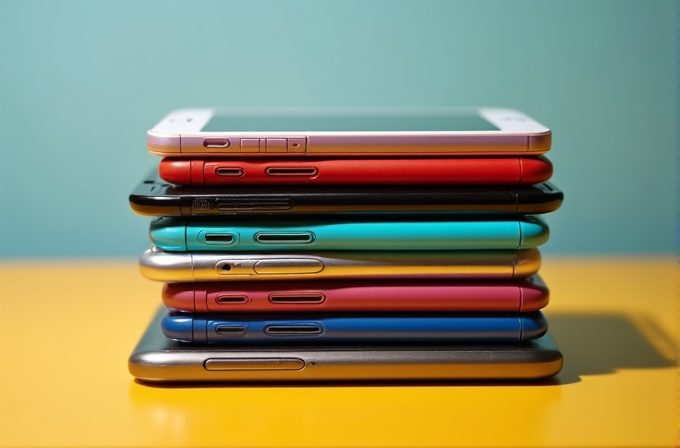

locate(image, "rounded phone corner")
[[149, 217, 187, 251], [159, 158, 193, 185], [521, 312, 548, 341], [138, 249, 161, 281], [138, 248, 194, 282], [129, 203, 182, 217], [128, 199, 157, 217], [162, 283, 196, 313], [161, 315, 193, 343], [519, 218, 550, 249], [516, 198, 563, 214], [527, 131, 552, 153], [128, 353, 149, 380], [541, 356, 564, 378], [519, 156, 553, 183], [519, 282, 550, 312], [147, 130, 181, 155], [523, 353, 563, 379], [512, 248, 541, 279]]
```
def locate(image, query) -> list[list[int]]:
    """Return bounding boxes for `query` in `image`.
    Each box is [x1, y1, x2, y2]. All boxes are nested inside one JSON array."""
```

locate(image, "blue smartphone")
[[150, 215, 548, 251], [162, 311, 548, 344]]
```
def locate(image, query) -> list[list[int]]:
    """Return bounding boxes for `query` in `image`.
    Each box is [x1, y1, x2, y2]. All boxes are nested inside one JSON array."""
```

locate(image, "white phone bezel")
[[151, 107, 548, 134], [147, 107, 551, 156]]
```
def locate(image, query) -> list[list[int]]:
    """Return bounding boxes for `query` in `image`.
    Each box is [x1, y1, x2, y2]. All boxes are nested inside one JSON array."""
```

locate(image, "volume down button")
[[254, 259, 324, 274]]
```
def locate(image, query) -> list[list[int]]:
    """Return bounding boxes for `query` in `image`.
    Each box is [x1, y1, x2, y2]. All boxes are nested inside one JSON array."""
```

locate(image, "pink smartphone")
[[147, 108, 551, 157], [158, 156, 553, 186], [162, 277, 549, 313]]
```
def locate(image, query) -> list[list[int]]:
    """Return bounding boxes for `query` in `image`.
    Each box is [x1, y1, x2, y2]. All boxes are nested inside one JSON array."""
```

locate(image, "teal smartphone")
[[149, 215, 549, 251]]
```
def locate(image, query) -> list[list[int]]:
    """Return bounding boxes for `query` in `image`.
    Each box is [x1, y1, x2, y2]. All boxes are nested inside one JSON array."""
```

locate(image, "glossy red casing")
[[162, 278, 549, 313], [159, 156, 552, 186]]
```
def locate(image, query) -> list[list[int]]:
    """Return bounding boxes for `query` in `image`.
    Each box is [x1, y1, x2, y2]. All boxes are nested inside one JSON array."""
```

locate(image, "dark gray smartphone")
[[129, 170, 563, 216], [129, 305, 563, 382]]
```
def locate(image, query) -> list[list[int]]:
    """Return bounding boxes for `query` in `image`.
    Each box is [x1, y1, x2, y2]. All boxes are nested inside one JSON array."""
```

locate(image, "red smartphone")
[[162, 277, 549, 313], [159, 156, 553, 186]]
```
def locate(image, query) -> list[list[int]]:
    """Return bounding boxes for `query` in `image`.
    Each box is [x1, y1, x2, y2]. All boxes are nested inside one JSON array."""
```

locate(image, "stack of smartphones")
[[128, 108, 565, 382]]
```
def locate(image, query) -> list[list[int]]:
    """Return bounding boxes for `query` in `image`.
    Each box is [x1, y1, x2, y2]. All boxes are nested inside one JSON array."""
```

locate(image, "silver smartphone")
[[129, 305, 563, 382], [147, 108, 551, 157], [139, 247, 541, 282]]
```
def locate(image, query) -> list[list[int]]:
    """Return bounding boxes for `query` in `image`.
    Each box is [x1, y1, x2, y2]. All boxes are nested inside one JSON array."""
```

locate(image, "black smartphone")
[[129, 305, 563, 382], [129, 170, 563, 216]]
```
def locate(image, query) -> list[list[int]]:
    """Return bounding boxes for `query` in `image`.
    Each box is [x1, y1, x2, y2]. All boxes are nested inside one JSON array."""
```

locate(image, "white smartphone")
[[147, 108, 551, 157]]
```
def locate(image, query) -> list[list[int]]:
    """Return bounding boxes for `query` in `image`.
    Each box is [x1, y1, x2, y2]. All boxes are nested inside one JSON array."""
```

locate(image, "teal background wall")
[[0, 0, 676, 257]]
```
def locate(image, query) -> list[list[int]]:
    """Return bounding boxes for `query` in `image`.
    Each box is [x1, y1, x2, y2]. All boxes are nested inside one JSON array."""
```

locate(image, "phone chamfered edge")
[[148, 131, 552, 157]]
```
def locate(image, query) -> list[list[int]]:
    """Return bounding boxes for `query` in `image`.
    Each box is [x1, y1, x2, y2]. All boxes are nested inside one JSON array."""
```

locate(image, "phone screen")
[[201, 114, 499, 132]]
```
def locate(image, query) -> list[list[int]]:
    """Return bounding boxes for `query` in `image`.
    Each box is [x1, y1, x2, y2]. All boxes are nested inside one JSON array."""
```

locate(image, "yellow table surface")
[[0, 257, 677, 447]]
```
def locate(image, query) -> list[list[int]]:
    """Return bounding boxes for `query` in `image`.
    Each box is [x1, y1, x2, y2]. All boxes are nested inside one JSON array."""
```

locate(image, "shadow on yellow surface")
[[548, 311, 676, 380]]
